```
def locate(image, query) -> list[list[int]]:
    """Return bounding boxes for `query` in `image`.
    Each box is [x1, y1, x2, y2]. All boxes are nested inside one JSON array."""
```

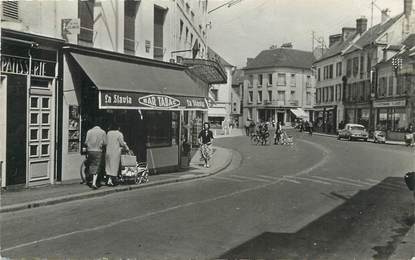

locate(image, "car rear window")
[[351, 126, 365, 131]]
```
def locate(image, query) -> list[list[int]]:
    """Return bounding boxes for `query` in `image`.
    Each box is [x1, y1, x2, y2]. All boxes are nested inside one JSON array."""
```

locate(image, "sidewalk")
[[213, 128, 244, 139], [0, 146, 233, 213], [311, 132, 407, 146], [390, 225, 415, 260]]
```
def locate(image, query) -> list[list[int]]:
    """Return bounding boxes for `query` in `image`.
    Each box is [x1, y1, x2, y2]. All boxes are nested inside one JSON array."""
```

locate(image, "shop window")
[[145, 110, 172, 147], [42, 98, 50, 109], [42, 129, 49, 140], [30, 145, 38, 157], [42, 113, 50, 124], [30, 113, 39, 125], [41, 144, 49, 156], [31, 97, 39, 109], [30, 129, 39, 141], [393, 108, 407, 132]]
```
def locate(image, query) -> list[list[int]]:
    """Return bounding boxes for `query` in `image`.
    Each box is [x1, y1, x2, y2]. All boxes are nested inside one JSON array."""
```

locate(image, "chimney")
[[381, 9, 390, 23], [342, 27, 356, 41], [246, 58, 253, 67], [356, 17, 368, 34], [404, 0, 413, 17], [329, 34, 342, 47]]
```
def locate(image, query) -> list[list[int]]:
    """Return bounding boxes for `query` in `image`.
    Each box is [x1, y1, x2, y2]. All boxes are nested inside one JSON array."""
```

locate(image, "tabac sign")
[[139, 95, 180, 108], [99, 90, 208, 110]]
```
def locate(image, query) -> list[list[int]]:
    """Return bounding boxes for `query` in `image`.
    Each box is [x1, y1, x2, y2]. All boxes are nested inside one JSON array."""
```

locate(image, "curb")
[[312, 132, 406, 146], [0, 148, 234, 213]]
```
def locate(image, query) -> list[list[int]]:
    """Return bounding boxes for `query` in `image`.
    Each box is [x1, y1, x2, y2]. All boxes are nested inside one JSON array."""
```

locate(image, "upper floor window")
[[290, 74, 296, 86], [78, 0, 95, 43], [346, 59, 352, 77], [336, 62, 342, 77], [317, 68, 321, 81], [154, 6, 167, 60], [179, 20, 184, 39], [268, 74, 273, 85], [124, 0, 140, 54], [328, 64, 333, 79], [211, 89, 218, 101], [277, 73, 286, 86], [2, 1, 19, 20], [258, 74, 263, 86]]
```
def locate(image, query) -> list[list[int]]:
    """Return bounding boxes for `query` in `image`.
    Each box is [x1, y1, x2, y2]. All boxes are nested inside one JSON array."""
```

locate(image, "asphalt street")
[[1, 131, 414, 259]]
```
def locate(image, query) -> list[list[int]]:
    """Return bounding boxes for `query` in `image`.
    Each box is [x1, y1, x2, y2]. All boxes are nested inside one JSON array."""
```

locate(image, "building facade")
[[1, 0, 223, 187], [206, 47, 234, 128], [342, 1, 414, 131], [242, 47, 315, 126], [313, 28, 357, 134], [230, 69, 244, 128], [374, 34, 415, 140]]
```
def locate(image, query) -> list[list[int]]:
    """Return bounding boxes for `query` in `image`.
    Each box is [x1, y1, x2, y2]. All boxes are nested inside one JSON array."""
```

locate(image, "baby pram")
[[280, 130, 294, 145], [119, 152, 149, 184]]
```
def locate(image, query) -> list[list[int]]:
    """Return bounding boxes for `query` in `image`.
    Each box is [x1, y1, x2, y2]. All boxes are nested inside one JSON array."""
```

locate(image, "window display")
[[68, 105, 80, 153]]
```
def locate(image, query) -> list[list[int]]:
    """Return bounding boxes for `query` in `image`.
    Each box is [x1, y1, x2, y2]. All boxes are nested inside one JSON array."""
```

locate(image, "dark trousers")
[[274, 133, 281, 144], [245, 126, 250, 136]]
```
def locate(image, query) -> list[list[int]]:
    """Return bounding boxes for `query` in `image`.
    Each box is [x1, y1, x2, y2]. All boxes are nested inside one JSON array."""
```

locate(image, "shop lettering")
[[139, 95, 180, 108], [104, 94, 132, 105], [1, 56, 53, 76], [1, 56, 29, 74], [187, 99, 205, 108]]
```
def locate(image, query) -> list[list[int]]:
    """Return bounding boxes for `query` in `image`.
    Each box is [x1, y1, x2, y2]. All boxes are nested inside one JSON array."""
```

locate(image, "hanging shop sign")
[[99, 90, 208, 110], [373, 99, 406, 108]]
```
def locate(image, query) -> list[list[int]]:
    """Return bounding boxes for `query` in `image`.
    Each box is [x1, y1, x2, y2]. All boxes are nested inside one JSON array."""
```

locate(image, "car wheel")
[[348, 136, 352, 141], [337, 135, 341, 140], [364, 138, 368, 142]]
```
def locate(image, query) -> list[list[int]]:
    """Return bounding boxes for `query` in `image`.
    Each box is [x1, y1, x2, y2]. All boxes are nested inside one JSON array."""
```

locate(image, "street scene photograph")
[[0, 0, 414, 259]]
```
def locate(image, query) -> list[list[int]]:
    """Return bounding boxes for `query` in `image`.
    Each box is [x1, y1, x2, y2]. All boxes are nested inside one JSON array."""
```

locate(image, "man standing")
[[245, 119, 251, 136], [274, 121, 282, 145], [308, 120, 314, 136], [84, 119, 107, 189]]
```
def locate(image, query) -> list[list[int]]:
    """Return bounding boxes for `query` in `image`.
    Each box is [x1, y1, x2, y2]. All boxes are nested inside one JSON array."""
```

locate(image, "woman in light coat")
[[105, 124, 129, 186]]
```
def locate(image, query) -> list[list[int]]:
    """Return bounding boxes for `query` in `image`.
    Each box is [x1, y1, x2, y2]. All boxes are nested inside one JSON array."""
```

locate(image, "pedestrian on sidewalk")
[[105, 123, 130, 186], [84, 119, 107, 189], [198, 122, 214, 168], [274, 121, 282, 145], [308, 120, 314, 136], [245, 118, 252, 136]]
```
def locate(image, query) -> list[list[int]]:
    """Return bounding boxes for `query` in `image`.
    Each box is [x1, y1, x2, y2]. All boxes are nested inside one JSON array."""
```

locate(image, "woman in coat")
[[105, 124, 129, 186]]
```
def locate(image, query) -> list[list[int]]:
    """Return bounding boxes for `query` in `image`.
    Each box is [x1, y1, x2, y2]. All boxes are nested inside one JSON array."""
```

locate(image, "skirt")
[[87, 151, 103, 175], [200, 144, 212, 161]]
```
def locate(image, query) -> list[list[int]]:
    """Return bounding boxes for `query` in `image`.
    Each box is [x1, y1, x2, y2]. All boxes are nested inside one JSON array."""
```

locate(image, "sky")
[[207, 0, 404, 67]]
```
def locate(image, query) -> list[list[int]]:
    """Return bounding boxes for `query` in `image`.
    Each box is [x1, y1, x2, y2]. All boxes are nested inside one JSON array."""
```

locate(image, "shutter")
[[78, 0, 94, 43], [2, 1, 19, 20]]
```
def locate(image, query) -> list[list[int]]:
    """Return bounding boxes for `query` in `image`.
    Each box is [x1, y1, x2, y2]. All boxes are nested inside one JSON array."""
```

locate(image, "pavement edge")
[[0, 147, 234, 213]]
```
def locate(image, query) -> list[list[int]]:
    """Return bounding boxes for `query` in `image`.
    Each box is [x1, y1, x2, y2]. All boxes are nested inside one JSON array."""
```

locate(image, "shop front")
[[314, 106, 337, 134], [61, 46, 209, 181], [1, 29, 63, 188], [374, 99, 409, 141], [344, 105, 370, 129]]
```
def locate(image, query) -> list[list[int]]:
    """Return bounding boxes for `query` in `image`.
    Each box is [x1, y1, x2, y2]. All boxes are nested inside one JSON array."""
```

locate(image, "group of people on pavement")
[[84, 119, 130, 189]]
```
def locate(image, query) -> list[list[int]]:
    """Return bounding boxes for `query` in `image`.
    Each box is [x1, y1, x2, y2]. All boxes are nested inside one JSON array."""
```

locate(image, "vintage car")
[[337, 123, 368, 141]]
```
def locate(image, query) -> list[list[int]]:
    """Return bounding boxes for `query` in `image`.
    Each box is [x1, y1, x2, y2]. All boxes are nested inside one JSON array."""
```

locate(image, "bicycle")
[[250, 131, 270, 145]]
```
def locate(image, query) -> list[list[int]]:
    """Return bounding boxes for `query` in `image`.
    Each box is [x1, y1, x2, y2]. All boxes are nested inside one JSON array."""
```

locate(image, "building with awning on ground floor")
[[61, 44, 214, 181]]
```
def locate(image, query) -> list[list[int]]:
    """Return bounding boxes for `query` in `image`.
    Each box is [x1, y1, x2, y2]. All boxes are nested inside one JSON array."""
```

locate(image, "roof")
[[315, 34, 357, 63], [207, 47, 233, 67], [344, 14, 404, 54], [244, 48, 315, 70], [376, 34, 415, 67], [403, 33, 415, 48], [231, 69, 244, 85]]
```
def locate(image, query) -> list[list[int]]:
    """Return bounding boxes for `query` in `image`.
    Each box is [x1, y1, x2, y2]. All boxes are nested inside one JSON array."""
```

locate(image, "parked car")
[[337, 123, 368, 141]]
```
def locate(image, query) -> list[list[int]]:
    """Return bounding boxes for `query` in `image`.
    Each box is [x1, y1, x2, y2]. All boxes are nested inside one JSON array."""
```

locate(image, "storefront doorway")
[[28, 79, 55, 185], [277, 111, 284, 125]]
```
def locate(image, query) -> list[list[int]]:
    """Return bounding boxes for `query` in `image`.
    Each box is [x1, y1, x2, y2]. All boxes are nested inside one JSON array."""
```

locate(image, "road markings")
[[281, 177, 301, 184], [283, 176, 331, 185], [257, 175, 281, 181], [229, 174, 269, 183], [211, 176, 245, 182], [311, 176, 364, 187], [2, 138, 332, 253]]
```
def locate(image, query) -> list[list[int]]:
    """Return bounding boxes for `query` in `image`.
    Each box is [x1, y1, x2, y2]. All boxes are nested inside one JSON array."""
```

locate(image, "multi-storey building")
[[242, 47, 315, 126], [1, 0, 225, 188], [374, 34, 415, 141], [231, 69, 244, 128], [206, 47, 234, 128], [313, 28, 357, 134], [341, 0, 414, 131]]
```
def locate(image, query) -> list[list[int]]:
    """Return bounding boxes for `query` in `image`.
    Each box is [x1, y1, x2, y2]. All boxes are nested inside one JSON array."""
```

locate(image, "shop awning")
[[290, 108, 309, 118], [180, 58, 227, 84], [69, 52, 208, 110], [208, 107, 227, 117]]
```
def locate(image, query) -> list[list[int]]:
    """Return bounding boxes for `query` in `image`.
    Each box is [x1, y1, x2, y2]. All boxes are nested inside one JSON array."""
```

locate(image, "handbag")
[[121, 152, 137, 167]]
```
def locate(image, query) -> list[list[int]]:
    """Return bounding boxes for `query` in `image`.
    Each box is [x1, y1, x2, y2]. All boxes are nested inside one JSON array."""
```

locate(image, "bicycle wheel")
[[250, 134, 258, 145]]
